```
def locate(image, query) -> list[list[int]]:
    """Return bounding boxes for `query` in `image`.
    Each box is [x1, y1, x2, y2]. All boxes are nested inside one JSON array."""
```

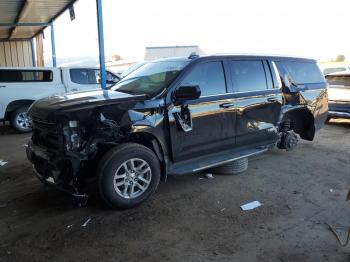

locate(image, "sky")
[[43, 0, 350, 66]]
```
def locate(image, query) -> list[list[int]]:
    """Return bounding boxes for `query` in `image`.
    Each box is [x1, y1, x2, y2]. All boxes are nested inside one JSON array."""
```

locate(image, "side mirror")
[[173, 85, 201, 105]]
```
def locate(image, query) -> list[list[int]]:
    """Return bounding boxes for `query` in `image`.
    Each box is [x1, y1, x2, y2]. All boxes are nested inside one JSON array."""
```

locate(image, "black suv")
[[26, 54, 328, 209]]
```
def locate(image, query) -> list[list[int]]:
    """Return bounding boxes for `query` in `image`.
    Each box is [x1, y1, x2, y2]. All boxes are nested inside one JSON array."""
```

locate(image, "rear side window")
[[326, 75, 350, 88], [323, 67, 347, 75], [230, 60, 268, 92], [275, 61, 325, 84], [181, 61, 226, 96], [0, 70, 52, 82]]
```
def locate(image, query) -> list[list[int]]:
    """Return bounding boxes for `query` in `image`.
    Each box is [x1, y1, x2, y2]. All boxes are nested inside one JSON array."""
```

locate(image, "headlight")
[[63, 120, 81, 151], [69, 120, 78, 128]]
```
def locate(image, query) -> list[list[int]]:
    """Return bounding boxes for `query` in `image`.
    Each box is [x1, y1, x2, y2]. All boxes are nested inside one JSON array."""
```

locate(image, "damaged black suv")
[[26, 54, 328, 209]]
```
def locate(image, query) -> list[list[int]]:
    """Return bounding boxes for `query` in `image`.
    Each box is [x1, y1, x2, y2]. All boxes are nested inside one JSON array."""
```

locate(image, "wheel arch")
[[128, 131, 169, 181], [280, 107, 315, 141], [5, 99, 34, 119]]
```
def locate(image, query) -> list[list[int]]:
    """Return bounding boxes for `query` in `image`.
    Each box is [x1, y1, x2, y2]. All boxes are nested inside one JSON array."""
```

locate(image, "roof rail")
[[188, 52, 199, 59]]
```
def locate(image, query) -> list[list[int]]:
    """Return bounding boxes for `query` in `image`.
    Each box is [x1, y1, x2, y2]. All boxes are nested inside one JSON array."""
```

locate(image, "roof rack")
[[188, 52, 200, 59]]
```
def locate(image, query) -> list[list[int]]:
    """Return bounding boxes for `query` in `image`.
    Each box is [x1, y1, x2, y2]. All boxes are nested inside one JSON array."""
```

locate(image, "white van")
[[0, 67, 120, 132]]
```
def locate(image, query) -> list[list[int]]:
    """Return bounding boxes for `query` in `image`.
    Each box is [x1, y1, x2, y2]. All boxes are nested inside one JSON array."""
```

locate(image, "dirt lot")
[[0, 120, 349, 262]]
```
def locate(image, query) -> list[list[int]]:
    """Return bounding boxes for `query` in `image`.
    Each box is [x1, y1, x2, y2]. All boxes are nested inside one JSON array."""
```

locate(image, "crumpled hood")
[[29, 89, 146, 121]]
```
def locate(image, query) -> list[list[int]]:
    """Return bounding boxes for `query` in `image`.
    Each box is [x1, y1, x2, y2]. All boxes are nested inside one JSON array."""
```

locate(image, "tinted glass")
[[181, 61, 226, 96], [323, 67, 347, 75], [230, 60, 267, 91], [0, 70, 52, 82], [113, 61, 188, 96], [70, 69, 89, 84], [326, 75, 350, 88], [276, 61, 325, 84]]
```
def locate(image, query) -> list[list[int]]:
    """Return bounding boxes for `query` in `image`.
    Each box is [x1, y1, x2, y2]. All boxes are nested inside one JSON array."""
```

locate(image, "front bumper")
[[26, 141, 87, 200]]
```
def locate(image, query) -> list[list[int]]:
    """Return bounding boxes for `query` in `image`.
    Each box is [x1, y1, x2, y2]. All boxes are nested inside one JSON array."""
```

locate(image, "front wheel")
[[11, 106, 32, 133], [97, 143, 161, 209]]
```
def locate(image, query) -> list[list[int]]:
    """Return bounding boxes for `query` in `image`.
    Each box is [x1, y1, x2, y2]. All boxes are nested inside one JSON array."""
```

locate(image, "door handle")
[[219, 102, 235, 108], [70, 88, 78, 92], [0, 85, 6, 88], [267, 96, 278, 102]]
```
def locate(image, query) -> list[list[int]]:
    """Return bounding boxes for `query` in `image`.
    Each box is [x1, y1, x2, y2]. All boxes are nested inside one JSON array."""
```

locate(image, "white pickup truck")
[[0, 67, 120, 132]]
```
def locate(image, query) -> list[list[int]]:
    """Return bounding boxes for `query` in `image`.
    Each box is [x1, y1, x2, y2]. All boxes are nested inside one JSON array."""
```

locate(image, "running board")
[[169, 146, 270, 176]]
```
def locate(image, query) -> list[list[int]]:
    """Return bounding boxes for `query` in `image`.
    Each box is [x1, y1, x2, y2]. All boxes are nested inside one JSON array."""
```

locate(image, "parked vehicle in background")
[[325, 72, 350, 119], [119, 61, 148, 78], [0, 67, 120, 132], [26, 54, 328, 209], [322, 65, 350, 75]]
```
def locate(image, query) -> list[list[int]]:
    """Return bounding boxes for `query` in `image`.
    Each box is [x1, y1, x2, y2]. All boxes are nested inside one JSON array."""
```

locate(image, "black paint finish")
[[26, 54, 328, 196]]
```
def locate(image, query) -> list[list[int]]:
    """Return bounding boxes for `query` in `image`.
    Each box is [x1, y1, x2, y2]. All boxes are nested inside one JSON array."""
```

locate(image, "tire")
[[97, 143, 161, 209], [209, 157, 248, 175], [11, 106, 32, 133]]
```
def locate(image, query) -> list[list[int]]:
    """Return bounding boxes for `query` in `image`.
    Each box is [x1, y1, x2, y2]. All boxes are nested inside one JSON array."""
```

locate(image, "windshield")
[[112, 61, 189, 96], [120, 61, 148, 78]]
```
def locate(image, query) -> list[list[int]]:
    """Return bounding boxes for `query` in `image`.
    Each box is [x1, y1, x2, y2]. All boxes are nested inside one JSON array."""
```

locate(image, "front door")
[[168, 60, 237, 162]]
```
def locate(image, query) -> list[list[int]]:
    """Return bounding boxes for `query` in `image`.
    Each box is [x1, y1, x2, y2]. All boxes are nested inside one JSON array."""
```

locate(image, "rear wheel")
[[209, 157, 249, 175], [11, 106, 32, 133], [97, 143, 160, 209]]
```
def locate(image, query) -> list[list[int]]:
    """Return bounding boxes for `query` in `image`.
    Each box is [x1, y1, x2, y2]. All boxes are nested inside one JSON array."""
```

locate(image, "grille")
[[32, 118, 61, 150]]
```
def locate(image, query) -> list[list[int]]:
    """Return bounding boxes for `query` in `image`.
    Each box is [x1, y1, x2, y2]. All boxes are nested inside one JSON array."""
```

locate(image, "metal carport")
[[0, 0, 107, 89]]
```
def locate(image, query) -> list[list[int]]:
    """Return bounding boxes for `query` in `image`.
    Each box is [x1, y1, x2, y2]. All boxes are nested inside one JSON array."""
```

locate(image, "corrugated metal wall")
[[0, 41, 34, 67]]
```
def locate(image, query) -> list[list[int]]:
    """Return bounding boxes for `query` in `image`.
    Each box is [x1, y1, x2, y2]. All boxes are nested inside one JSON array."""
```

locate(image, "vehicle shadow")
[[0, 122, 19, 135]]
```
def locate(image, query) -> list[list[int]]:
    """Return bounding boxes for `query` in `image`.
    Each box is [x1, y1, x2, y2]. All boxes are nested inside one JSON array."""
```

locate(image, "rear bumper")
[[328, 101, 350, 118], [25, 141, 87, 199]]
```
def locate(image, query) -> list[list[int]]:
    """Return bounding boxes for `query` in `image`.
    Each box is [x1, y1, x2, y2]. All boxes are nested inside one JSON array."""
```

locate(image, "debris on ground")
[[329, 188, 334, 193], [326, 223, 350, 246], [204, 173, 214, 179], [66, 224, 73, 229], [240, 201, 262, 211], [0, 160, 8, 166], [82, 218, 92, 227], [220, 208, 226, 212], [0, 203, 7, 208]]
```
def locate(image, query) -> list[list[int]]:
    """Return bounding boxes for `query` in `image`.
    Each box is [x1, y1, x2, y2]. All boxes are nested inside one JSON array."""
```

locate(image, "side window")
[[0, 70, 52, 82], [181, 61, 226, 96], [275, 61, 325, 84], [70, 69, 89, 84], [89, 69, 100, 84], [230, 60, 267, 92]]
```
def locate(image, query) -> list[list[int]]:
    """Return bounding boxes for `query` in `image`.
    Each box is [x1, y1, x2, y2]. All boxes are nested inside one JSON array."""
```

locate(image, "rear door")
[[67, 68, 120, 92], [67, 68, 99, 92], [168, 60, 237, 162], [229, 59, 282, 147]]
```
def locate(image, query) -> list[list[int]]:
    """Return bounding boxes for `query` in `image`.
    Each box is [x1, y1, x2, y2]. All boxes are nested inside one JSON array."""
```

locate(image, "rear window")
[[326, 75, 350, 88], [275, 61, 325, 84], [0, 70, 53, 82]]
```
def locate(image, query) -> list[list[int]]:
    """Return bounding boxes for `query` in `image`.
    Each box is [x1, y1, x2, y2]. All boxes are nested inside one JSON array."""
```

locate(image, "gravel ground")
[[0, 120, 349, 262]]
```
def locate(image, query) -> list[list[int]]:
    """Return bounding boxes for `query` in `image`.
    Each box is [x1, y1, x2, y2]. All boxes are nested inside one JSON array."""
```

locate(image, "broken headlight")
[[63, 120, 81, 151]]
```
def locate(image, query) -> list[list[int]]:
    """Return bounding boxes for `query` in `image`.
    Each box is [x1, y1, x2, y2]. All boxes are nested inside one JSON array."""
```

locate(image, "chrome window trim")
[[271, 61, 282, 89]]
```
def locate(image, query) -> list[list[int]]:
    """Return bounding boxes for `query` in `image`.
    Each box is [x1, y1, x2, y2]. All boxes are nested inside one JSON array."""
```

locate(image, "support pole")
[[96, 0, 106, 89], [50, 23, 57, 67], [30, 38, 36, 67]]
